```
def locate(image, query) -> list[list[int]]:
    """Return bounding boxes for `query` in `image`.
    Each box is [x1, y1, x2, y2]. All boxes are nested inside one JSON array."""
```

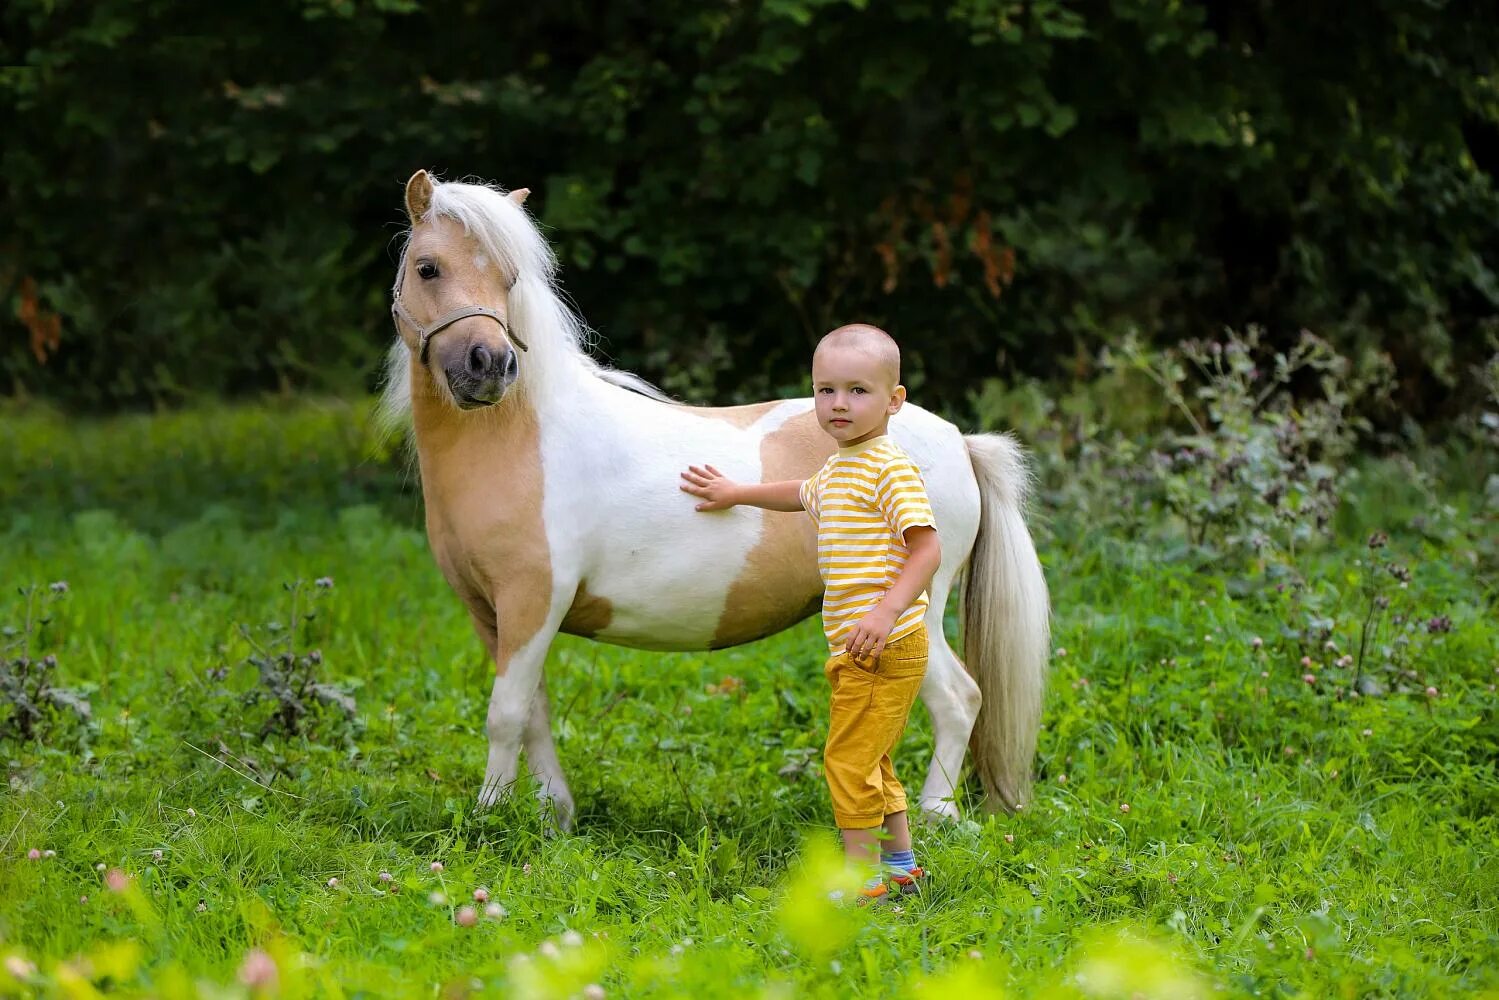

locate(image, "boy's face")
[[811, 344, 905, 447]]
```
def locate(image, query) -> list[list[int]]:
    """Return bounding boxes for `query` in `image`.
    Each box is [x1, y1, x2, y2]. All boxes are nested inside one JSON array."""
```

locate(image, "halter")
[[391, 261, 530, 366]]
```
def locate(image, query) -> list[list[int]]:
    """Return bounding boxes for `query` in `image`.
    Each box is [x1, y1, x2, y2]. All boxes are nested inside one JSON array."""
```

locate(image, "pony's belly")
[[561, 571, 822, 652]]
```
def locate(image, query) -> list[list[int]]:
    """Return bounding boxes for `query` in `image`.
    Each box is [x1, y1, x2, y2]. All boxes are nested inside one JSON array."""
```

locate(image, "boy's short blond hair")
[[814, 324, 901, 387]]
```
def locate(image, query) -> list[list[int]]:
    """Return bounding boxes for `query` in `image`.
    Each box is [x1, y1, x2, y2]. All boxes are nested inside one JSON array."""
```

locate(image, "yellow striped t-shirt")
[[799, 435, 937, 652]]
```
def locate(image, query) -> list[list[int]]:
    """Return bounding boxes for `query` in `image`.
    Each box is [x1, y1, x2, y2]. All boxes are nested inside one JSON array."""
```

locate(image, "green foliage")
[[2, 2, 1497, 412], [0, 582, 91, 747], [0, 398, 1496, 995]]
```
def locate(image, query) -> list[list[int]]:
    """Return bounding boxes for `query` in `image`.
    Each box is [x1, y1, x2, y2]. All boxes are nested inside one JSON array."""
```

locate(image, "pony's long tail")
[[962, 433, 1050, 812]]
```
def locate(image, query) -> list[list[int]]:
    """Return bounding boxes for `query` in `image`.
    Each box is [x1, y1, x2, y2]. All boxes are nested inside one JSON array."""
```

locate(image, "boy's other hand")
[[846, 607, 897, 661], [680, 464, 740, 511]]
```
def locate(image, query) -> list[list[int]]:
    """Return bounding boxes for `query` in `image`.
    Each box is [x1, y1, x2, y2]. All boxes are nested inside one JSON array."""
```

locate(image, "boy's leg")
[[881, 808, 912, 853], [826, 626, 928, 882]]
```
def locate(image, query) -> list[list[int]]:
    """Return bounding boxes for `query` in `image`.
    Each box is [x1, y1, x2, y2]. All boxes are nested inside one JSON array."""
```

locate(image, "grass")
[[0, 396, 1496, 998]]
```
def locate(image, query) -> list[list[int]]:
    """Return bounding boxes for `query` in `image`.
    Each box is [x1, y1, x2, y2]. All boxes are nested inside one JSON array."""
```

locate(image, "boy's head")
[[811, 324, 906, 447]]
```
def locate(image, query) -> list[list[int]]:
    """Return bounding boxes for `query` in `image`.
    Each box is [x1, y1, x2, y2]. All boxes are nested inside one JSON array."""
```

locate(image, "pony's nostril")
[[468, 344, 491, 375], [502, 348, 518, 380]]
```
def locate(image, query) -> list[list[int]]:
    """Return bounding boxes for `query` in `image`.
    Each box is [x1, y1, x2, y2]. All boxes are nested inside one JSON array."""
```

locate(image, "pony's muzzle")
[[446, 340, 519, 408]]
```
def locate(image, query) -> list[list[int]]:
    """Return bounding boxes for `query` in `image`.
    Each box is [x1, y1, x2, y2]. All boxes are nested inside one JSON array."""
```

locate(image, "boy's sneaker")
[[890, 866, 927, 896]]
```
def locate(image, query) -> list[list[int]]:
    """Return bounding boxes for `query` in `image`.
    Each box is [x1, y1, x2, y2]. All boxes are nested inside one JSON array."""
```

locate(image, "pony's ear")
[[405, 170, 434, 225], [508, 187, 530, 205]]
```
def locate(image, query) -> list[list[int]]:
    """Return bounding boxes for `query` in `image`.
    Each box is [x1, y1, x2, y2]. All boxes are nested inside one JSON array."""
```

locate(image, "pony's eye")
[[417, 261, 439, 280]]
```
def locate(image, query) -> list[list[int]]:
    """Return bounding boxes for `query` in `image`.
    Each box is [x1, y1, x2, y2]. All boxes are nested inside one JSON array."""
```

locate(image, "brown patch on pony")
[[560, 580, 613, 638], [412, 370, 553, 677], [676, 400, 782, 429], [710, 408, 832, 648]]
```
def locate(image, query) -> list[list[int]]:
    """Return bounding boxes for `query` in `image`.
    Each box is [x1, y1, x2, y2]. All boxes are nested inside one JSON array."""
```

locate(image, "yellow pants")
[[822, 621, 928, 829]]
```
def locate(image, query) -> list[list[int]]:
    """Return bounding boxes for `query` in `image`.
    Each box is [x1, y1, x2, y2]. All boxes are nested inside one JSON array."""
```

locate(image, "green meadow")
[[1, 389, 1495, 998]]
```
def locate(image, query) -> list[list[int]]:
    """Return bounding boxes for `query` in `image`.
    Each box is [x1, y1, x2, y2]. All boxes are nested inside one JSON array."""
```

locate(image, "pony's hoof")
[[917, 798, 961, 824]]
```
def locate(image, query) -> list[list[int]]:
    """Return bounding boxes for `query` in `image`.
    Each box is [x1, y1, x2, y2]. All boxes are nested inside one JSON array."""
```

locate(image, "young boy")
[[679, 323, 942, 905]]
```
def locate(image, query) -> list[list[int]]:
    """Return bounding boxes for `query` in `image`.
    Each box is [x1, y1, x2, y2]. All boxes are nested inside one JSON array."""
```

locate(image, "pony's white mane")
[[377, 176, 667, 434]]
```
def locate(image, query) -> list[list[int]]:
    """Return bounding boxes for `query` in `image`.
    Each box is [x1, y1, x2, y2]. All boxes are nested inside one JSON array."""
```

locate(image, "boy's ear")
[[889, 384, 907, 414]]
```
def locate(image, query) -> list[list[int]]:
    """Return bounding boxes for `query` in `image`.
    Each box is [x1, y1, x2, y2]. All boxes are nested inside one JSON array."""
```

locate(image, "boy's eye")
[[852, 387, 867, 394], [817, 387, 832, 394]]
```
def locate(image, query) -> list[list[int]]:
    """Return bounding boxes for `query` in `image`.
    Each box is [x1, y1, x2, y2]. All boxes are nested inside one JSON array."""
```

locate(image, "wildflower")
[[186, 808, 196, 818], [1055, 647, 1067, 658], [485, 902, 507, 919], [1367, 532, 1387, 549], [1119, 803, 1131, 814], [80, 895, 88, 904], [430, 861, 444, 873], [669, 943, 684, 956], [4, 956, 36, 979], [456, 906, 478, 927], [1303, 673, 1317, 685], [1250, 636, 1263, 650], [196, 901, 207, 912], [1282, 746, 1297, 756], [522, 863, 532, 875], [1425, 686, 1438, 698], [238, 949, 278, 991], [326, 877, 339, 888], [96, 863, 106, 872], [315, 577, 334, 589], [43, 849, 55, 858], [1323, 640, 1338, 652], [583, 985, 606, 1000], [1361, 728, 1373, 737], [473, 887, 489, 903], [1004, 833, 1015, 844], [152, 850, 163, 862], [1260, 671, 1269, 678], [562, 930, 584, 948], [26, 849, 40, 861], [1057, 774, 1068, 784], [49, 581, 69, 594], [539, 941, 561, 959], [428, 891, 447, 905], [1425, 616, 1452, 634], [379, 871, 393, 883], [1300, 656, 1314, 668], [968, 950, 983, 960], [1167, 872, 1178, 884]]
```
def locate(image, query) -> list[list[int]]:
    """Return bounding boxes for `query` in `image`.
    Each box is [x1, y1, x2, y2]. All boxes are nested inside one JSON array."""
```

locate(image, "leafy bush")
[[2, 0, 1496, 413]]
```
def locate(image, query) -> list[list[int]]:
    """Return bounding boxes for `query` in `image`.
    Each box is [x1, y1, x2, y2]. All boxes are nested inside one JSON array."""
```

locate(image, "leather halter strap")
[[391, 292, 530, 366]]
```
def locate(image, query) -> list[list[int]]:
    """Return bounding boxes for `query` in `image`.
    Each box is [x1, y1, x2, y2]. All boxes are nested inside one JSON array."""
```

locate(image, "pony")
[[380, 169, 1049, 830]]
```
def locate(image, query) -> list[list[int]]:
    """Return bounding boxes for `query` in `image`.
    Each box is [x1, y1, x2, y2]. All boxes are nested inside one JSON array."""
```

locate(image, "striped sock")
[[881, 848, 917, 875]]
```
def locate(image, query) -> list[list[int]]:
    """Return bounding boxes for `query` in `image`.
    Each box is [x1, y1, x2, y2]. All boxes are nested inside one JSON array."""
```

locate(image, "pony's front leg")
[[522, 684, 575, 832], [477, 622, 560, 810]]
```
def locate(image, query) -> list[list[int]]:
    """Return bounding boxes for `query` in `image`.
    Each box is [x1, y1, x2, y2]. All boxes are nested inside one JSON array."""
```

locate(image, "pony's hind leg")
[[916, 587, 981, 822], [522, 681, 576, 833]]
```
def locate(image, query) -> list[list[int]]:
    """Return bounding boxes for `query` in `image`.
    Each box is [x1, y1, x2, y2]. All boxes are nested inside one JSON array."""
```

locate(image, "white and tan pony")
[[380, 170, 1049, 829]]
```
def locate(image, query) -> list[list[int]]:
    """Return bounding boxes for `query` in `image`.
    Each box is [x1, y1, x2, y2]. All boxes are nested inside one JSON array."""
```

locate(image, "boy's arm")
[[845, 525, 942, 659], [680, 464, 805, 512]]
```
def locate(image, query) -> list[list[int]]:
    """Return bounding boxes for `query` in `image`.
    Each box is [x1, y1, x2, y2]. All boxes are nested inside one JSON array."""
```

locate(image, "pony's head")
[[380, 170, 668, 432], [391, 170, 541, 410]]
